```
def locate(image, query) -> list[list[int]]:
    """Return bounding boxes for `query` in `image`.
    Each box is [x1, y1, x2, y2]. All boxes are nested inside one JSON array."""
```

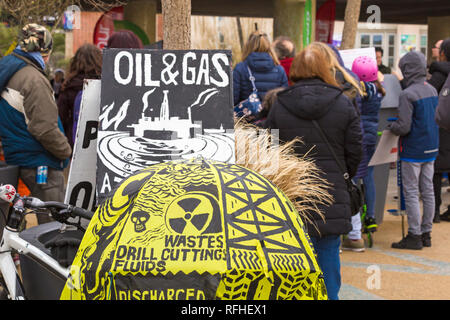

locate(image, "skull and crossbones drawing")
[[130, 211, 150, 233]]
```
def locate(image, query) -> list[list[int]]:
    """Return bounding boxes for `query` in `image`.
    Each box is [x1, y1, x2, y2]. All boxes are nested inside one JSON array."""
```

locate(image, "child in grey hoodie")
[[388, 51, 439, 250]]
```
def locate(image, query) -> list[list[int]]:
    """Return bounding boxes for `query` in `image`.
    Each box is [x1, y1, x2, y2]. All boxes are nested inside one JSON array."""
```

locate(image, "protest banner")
[[96, 49, 235, 204], [64, 79, 101, 212], [339, 47, 377, 70], [368, 130, 399, 166], [380, 74, 402, 108]]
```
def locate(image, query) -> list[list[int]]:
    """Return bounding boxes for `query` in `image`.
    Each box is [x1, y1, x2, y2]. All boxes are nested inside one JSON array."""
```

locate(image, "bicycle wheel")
[[367, 232, 374, 248]]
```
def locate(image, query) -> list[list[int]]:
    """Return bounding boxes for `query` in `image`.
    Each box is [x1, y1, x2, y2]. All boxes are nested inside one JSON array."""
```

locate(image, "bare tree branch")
[[0, 0, 128, 28], [81, 0, 128, 12]]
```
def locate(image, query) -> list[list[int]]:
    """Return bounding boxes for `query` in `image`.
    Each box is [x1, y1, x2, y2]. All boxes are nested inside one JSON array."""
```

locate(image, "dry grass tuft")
[[234, 120, 333, 230]]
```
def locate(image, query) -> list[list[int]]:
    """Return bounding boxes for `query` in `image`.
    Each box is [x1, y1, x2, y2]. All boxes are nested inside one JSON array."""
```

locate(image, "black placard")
[[96, 49, 234, 205]]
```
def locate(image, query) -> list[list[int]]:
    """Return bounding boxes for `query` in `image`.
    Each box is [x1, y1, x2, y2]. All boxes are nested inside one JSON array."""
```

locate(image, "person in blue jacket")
[[233, 31, 288, 121], [0, 24, 72, 224], [388, 51, 439, 250]]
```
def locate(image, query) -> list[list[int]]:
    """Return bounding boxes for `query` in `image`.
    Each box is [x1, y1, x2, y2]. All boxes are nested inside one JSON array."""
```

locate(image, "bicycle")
[[359, 181, 378, 248], [0, 184, 93, 300]]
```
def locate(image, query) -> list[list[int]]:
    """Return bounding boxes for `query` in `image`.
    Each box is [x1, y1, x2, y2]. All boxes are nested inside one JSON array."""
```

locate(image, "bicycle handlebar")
[[0, 184, 93, 221], [26, 199, 94, 220]]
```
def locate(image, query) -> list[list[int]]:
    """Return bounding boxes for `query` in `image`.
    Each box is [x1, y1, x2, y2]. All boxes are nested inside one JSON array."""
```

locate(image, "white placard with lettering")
[[339, 47, 377, 70], [368, 130, 399, 166], [64, 79, 101, 212]]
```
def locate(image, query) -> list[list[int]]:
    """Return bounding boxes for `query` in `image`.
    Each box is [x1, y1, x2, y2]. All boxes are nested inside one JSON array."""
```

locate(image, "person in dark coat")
[[50, 68, 65, 100], [310, 43, 372, 251], [428, 38, 450, 222], [263, 44, 363, 300], [233, 31, 288, 112], [435, 74, 450, 131], [57, 44, 102, 149], [375, 47, 391, 74], [272, 36, 295, 84]]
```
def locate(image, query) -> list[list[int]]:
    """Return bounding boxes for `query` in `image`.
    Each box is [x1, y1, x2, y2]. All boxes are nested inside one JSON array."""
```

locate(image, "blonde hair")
[[241, 31, 280, 65], [308, 42, 363, 97], [290, 45, 340, 87]]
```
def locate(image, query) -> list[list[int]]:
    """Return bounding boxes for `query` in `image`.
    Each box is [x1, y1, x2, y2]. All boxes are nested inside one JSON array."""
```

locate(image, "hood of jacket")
[[399, 51, 427, 88], [245, 52, 276, 73], [429, 61, 450, 77], [277, 78, 343, 120]]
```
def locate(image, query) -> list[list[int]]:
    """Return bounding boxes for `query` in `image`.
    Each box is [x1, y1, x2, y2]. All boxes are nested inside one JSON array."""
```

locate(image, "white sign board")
[[380, 74, 402, 109], [339, 47, 377, 71], [64, 79, 101, 212], [368, 130, 399, 166]]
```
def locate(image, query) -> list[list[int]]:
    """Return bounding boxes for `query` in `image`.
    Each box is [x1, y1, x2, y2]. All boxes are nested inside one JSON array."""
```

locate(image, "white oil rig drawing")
[[98, 88, 235, 181], [128, 90, 201, 140]]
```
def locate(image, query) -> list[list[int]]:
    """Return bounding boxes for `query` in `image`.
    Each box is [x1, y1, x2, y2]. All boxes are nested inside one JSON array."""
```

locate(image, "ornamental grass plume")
[[234, 120, 333, 229]]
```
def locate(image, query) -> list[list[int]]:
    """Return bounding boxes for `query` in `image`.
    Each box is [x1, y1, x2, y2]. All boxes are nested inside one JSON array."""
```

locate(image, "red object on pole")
[[315, 0, 336, 44], [93, 6, 124, 50]]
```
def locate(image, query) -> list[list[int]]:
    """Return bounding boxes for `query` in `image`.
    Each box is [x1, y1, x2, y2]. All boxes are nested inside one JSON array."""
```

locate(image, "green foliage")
[[52, 31, 65, 54], [48, 31, 67, 73], [0, 23, 18, 56]]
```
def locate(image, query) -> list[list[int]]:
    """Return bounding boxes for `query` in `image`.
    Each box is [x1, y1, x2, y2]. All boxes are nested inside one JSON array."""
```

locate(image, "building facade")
[[333, 21, 428, 71]]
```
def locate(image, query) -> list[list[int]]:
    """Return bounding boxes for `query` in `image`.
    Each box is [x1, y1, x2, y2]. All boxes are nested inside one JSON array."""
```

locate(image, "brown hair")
[[62, 43, 102, 90], [107, 30, 143, 49], [289, 45, 339, 87], [241, 31, 280, 65], [262, 87, 285, 113]]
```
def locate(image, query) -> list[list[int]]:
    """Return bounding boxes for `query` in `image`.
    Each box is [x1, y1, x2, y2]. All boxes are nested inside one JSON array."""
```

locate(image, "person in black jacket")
[[428, 38, 450, 222], [263, 44, 363, 300], [57, 44, 102, 150]]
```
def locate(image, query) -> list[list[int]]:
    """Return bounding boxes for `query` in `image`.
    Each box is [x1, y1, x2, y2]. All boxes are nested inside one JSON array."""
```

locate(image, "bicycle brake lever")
[[50, 208, 71, 224]]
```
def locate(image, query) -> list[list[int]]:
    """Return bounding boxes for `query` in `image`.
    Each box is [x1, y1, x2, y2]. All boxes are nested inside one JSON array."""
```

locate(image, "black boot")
[[440, 206, 450, 222], [422, 232, 432, 247], [391, 233, 423, 250], [433, 210, 440, 223]]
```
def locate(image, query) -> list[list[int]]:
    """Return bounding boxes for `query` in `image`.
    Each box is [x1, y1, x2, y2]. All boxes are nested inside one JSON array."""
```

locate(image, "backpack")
[[435, 74, 450, 131]]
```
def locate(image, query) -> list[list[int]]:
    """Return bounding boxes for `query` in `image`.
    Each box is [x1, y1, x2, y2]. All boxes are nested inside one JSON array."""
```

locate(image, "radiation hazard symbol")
[[165, 192, 220, 235]]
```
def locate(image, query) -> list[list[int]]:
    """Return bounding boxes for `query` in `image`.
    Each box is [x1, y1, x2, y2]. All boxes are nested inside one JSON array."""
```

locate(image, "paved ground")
[[340, 168, 450, 300]]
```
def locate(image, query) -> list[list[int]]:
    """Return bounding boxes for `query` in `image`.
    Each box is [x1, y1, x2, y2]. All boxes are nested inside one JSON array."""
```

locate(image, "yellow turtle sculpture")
[[60, 159, 327, 300]]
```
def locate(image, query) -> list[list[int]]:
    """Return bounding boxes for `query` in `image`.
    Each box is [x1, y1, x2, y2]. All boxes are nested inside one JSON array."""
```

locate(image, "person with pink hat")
[[342, 56, 386, 252]]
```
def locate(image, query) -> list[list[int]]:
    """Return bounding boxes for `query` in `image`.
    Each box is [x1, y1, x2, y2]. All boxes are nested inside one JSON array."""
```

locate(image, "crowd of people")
[[234, 31, 450, 299], [0, 22, 450, 300]]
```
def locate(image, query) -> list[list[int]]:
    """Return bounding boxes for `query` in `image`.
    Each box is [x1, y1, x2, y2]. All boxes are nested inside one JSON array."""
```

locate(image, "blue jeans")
[[310, 235, 341, 300], [362, 165, 376, 219]]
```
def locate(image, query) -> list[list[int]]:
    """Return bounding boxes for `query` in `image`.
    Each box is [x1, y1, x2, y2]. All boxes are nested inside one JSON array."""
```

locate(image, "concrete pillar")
[[427, 16, 450, 64], [124, 0, 157, 44], [273, 0, 316, 51], [65, 31, 73, 58]]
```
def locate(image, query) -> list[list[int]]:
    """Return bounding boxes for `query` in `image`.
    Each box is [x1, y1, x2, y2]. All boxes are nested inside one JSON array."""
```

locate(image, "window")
[[359, 34, 383, 48], [360, 34, 370, 48], [373, 34, 382, 46], [401, 34, 416, 56], [388, 34, 396, 68], [420, 34, 427, 57]]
